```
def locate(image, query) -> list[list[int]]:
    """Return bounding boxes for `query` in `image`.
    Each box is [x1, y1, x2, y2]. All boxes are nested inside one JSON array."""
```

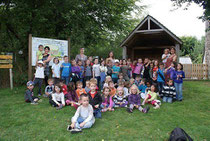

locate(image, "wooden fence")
[[183, 64, 208, 80]]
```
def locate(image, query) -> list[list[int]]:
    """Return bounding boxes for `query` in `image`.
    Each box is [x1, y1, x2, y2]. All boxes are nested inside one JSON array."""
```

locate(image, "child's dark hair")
[[159, 62, 164, 66], [141, 78, 146, 83], [38, 44, 43, 48], [44, 46, 50, 50], [136, 75, 141, 79], [177, 63, 183, 70], [151, 84, 156, 91], [80, 93, 89, 100], [103, 87, 111, 92], [68, 82, 75, 92], [53, 57, 60, 64], [63, 55, 68, 59], [108, 81, 114, 85], [53, 84, 63, 93]]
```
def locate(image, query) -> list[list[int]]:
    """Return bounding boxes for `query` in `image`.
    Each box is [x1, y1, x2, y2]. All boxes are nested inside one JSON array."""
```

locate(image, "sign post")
[[0, 54, 13, 90]]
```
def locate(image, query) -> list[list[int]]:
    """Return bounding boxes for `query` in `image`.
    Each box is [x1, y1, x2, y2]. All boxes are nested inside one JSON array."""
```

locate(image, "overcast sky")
[[138, 0, 205, 39]]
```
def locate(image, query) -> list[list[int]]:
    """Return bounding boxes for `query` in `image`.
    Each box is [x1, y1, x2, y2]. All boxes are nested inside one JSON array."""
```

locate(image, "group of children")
[[24, 47, 185, 133]]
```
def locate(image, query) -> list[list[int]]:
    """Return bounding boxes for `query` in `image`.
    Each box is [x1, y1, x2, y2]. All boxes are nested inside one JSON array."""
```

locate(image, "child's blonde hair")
[[129, 84, 140, 94], [117, 86, 124, 95], [90, 78, 97, 85], [105, 76, 112, 83], [76, 81, 82, 86]]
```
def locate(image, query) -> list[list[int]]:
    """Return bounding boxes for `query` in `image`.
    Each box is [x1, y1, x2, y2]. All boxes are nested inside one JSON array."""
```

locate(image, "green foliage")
[[0, 0, 144, 86], [0, 81, 210, 140], [180, 36, 205, 63]]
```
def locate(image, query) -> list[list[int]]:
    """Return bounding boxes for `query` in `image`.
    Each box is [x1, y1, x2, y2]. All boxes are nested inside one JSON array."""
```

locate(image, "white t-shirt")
[[93, 64, 100, 77], [35, 66, 44, 79], [162, 54, 170, 63], [52, 63, 61, 78], [52, 92, 65, 105], [71, 104, 95, 124], [100, 65, 107, 74]]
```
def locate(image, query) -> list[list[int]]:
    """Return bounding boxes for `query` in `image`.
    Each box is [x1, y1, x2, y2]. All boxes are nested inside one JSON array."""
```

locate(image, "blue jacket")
[[157, 68, 165, 82], [173, 70, 185, 84], [61, 63, 71, 77]]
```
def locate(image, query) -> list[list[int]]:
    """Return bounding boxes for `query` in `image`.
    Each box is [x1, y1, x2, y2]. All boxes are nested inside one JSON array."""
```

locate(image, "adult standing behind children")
[[106, 51, 115, 65], [165, 47, 177, 68], [75, 48, 87, 66], [42, 46, 52, 86]]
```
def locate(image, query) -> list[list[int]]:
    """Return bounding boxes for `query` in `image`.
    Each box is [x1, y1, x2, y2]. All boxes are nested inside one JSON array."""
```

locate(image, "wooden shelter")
[[120, 15, 182, 61]]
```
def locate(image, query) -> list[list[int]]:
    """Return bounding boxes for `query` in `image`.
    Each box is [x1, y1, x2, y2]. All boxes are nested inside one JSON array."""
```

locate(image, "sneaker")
[[70, 128, 82, 134], [111, 108, 115, 111], [31, 102, 38, 105], [38, 94, 42, 97], [143, 106, 150, 113], [127, 108, 132, 113], [56, 105, 63, 110], [101, 108, 107, 112], [43, 94, 48, 98], [67, 125, 72, 131]]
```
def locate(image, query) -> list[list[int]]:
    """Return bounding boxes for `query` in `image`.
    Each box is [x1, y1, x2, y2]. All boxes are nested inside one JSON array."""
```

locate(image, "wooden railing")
[[183, 64, 208, 80]]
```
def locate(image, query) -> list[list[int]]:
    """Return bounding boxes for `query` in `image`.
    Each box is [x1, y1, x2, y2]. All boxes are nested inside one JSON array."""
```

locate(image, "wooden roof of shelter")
[[120, 15, 182, 48]]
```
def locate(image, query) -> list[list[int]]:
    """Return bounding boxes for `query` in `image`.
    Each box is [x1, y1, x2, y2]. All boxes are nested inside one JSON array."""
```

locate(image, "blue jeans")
[[163, 97, 173, 103], [93, 108, 101, 118], [174, 82, 183, 101], [62, 76, 69, 85], [158, 82, 164, 93], [75, 117, 94, 129]]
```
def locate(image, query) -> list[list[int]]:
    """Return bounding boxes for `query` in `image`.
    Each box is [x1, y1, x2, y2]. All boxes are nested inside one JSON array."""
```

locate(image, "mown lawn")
[[0, 81, 210, 141]]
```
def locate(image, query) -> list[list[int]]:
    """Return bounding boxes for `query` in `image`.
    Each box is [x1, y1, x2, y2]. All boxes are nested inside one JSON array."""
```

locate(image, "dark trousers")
[[33, 78, 43, 95], [95, 76, 100, 88], [53, 77, 60, 85], [49, 95, 61, 107], [158, 82, 165, 94], [25, 96, 39, 103]]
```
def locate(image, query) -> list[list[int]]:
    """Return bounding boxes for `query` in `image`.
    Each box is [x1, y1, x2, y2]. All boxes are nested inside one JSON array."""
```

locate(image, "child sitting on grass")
[[103, 76, 112, 88], [138, 79, 147, 99], [49, 84, 65, 110], [113, 86, 128, 108], [43, 79, 54, 97], [142, 85, 161, 109], [109, 81, 116, 97], [87, 82, 102, 118], [127, 84, 150, 113], [60, 81, 68, 95], [24, 81, 40, 105], [101, 87, 114, 112], [160, 79, 176, 103], [76, 81, 86, 98], [65, 82, 79, 109], [67, 94, 95, 134]]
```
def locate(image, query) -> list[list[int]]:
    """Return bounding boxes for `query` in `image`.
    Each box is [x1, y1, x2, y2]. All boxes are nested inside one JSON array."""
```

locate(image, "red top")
[[62, 85, 68, 95], [90, 91, 97, 99]]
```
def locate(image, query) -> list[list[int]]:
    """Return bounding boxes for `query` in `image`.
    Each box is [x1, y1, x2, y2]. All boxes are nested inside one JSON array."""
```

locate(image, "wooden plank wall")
[[183, 64, 208, 80]]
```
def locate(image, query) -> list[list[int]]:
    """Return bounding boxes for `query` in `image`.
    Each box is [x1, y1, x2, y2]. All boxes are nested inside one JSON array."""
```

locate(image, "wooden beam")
[[0, 55, 13, 60], [0, 64, 13, 68], [148, 17, 150, 30], [28, 34, 32, 80], [68, 37, 71, 60], [9, 68, 13, 90], [135, 29, 164, 34], [175, 43, 180, 63], [133, 46, 173, 50], [122, 46, 127, 59], [0, 60, 13, 63]]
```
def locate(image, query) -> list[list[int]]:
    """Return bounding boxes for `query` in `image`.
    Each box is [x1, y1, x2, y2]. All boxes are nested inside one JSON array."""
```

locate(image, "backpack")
[[169, 128, 193, 141]]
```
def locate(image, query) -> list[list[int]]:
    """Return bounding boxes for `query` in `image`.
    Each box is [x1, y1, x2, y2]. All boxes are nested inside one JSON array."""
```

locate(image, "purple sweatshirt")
[[173, 70, 185, 84], [128, 94, 141, 106], [71, 66, 80, 75], [167, 67, 175, 79], [65, 91, 78, 102]]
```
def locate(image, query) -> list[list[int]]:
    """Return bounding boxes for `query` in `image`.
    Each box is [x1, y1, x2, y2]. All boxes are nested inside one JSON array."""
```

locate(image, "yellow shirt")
[[147, 91, 157, 101], [37, 50, 43, 60]]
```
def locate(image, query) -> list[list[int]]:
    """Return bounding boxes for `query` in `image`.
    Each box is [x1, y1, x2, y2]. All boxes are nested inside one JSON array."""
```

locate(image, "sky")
[[137, 0, 205, 39]]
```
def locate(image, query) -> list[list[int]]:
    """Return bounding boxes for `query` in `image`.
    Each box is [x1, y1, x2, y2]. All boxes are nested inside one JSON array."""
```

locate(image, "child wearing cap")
[[25, 81, 40, 105], [33, 60, 45, 96]]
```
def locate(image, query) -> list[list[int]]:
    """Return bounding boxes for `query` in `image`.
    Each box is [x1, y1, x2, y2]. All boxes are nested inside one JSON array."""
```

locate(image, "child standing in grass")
[[67, 94, 95, 134], [87, 82, 102, 118], [76, 81, 86, 98], [71, 59, 80, 84], [113, 86, 128, 108], [78, 60, 84, 84], [100, 59, 107, 89], [60, 56, 71, 85], [33, 60, 45, 96], [157, 62, 165, 94], [127, 85, 150, 113], [160, 79, 176, 103], [43, 79, 54, 97], [112, 60, 120, 84], [51, 57, 60, 84], [25, 81, 40, 105], [84, 60, 92, 82], [65, 82, 79, 109], [173, 63, 185, 101], [49, 84, 65, 110], [101, 87, 114, 112], [92, 58, 101, 88], [142, 85, 161, 109]]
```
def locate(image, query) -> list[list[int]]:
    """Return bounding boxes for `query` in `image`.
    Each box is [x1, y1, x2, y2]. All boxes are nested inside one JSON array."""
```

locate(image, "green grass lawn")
[[0, 81, 210, 141]]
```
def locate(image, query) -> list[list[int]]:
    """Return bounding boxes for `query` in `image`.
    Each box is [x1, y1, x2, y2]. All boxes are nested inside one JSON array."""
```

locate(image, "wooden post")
[[148, 17, 150, 30], [122, 46, 127, 59], [175, 44, 180, 63], [9, 68, 13, 90], [68, 37, 71, 60], [131, 48, 134, 61], [28, 34, 32, 80]]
